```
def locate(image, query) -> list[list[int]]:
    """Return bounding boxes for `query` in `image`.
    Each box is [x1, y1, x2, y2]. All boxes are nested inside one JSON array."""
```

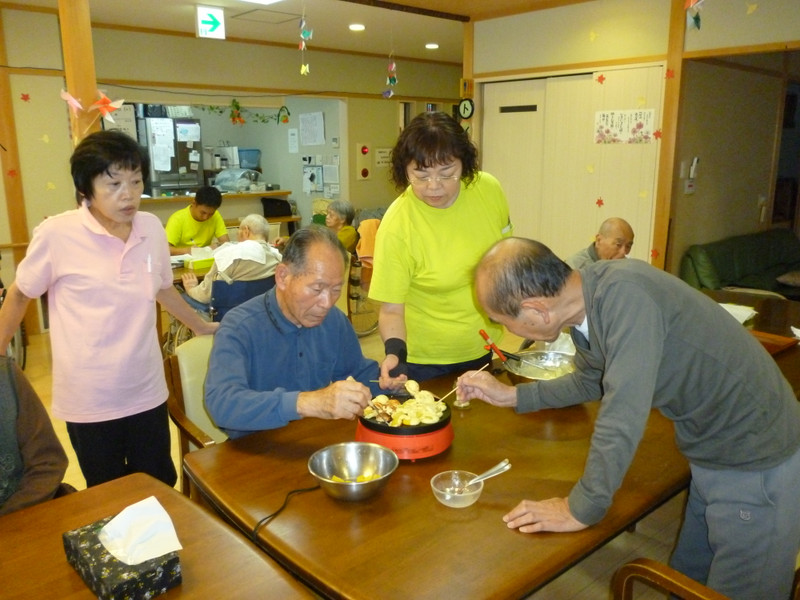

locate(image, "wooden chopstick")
[[439, 362, 490, 402]]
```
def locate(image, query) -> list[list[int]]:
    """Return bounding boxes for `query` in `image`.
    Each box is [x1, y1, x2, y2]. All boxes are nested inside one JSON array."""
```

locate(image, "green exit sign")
[[196, 6, 225, 39]]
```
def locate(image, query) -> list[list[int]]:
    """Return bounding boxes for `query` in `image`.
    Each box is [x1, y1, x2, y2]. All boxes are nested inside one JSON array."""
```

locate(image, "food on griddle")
[[363, 380, 445, 427]]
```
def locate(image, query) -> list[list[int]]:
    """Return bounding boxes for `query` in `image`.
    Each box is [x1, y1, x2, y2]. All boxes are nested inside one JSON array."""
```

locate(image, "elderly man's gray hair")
[[283, 225, 348, 273]]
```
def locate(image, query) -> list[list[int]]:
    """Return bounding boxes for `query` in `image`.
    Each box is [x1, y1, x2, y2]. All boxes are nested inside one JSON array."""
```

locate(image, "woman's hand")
[[378, 355, 408, 390]]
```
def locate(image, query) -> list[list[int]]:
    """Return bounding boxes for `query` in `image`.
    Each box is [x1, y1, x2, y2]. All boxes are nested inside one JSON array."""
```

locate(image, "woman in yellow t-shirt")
[[369, 111, 513, 385]]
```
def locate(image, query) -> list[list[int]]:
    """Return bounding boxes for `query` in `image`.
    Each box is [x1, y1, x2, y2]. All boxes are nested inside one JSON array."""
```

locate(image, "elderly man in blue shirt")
[[205, 226, 382, 439]]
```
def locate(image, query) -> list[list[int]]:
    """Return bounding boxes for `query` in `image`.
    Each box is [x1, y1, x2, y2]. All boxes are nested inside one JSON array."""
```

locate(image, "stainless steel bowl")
[[308, 442, 399, 501], [504, 350, 575, 384]]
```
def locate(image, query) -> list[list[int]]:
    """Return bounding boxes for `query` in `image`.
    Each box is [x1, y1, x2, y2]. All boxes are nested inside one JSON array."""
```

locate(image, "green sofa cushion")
[[679, 228, 800, 295]]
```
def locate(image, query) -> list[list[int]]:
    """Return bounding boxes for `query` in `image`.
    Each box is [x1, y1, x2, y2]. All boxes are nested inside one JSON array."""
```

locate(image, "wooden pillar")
[[0, 9, 40, 334], [58, 0, 100, 145], [651, 0, 688, 269]]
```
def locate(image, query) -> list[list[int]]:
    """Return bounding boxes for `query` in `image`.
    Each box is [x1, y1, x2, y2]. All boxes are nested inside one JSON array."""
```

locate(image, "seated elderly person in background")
[[565, 217, 634, 269], [205, 226, 384, 439], [165, 185, 230, 256], [325, 199, 358, 253], [0, 356, 69, 516], [181, 213, 281, 306]]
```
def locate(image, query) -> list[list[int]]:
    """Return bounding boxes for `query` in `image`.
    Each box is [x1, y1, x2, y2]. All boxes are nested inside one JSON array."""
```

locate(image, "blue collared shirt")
[[205, 287, 381, 439]]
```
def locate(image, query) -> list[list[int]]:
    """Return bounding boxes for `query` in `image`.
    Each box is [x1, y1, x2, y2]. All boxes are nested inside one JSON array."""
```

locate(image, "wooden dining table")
[[183, 372, 690, 600], [0, 472, 315, 599], [704, 289, 800, 396]]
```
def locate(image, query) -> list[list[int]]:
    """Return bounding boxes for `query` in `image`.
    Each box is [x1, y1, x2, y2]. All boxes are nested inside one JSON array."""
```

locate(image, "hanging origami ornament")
[[686, 10, 701, 30], [383, 54, 397, 99], [386, 60, 397, 86], [60, 89, 83, 116], [299, 14, 312, 76], [88, 91, 124, 122]]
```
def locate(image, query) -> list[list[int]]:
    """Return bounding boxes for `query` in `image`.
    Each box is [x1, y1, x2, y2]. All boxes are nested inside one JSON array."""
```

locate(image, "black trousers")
[[67, 402, 177, 488]]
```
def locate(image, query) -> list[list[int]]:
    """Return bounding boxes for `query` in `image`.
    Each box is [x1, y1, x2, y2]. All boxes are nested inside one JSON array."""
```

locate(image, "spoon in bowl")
[[459, 458, 511, 492]]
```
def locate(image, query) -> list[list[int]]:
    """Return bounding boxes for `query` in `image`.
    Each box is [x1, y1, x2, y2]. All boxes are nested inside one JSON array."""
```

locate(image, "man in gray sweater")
[[457, 237, 800, 600]]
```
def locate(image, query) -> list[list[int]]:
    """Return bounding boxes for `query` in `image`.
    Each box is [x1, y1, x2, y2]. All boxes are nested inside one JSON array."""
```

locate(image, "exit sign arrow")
[[196, 6, 225, 39], [201, 13, 220, 32]]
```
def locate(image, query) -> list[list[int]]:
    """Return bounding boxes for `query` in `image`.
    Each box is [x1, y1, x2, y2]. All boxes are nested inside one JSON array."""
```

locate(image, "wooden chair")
[[612, 558, 800, 600], [164, 334, 228, 496]]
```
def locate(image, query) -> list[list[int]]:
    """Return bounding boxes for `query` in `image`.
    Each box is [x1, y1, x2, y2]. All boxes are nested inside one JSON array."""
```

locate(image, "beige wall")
[[474, 0, 670, 76], [667, 60, 784, 273], [472, 0, 800, 274], [0, 6, 460, 242], [683, 1, 800, 54]]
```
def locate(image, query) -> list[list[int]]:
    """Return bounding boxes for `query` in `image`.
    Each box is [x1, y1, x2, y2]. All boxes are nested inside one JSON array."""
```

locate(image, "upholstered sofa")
[[679, 228, 800, 299]]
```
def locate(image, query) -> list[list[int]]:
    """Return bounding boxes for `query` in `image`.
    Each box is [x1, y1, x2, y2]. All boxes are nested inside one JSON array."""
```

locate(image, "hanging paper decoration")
[[60, 89, 83, 115], [20, 93, 30, 102], [650, 248, 660, 260], [383, 57, 398, 99], [595, 197, 604, 208], [229, 99, 245, 125], [596, 74, 606, 85], [299, 15, 312, 75], [685, 0, 705, 30], [88, 91, 124, 122]]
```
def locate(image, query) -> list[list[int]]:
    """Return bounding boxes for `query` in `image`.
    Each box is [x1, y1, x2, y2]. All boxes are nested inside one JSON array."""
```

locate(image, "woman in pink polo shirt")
[[0, 131, 217, 488]]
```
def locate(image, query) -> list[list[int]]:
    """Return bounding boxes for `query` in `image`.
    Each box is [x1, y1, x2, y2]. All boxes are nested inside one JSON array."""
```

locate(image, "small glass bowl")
[[430, 470, 483, 508]]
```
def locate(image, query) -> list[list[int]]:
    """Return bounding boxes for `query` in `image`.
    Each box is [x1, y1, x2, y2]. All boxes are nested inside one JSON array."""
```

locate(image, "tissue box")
[[188, 257, 214, 270], [63, 516, 181, 600]]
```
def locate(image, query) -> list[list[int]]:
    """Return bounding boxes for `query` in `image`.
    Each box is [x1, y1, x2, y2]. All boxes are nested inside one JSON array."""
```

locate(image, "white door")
[[481, 79, 546, 242], [481, 67, 664, 262]]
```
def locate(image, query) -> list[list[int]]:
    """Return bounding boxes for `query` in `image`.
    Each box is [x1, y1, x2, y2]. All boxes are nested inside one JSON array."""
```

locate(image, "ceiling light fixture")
[[425, 43, 439, 50], [349, 23, 365, 32], [239, 0, 284, 5]]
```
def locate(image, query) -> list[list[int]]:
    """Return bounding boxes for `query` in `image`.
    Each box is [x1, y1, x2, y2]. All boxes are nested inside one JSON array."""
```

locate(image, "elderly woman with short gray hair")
[[326, 199, 358, 253]]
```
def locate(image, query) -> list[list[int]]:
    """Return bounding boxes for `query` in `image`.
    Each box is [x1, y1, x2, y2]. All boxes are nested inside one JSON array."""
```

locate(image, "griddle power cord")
[[251, 484, 321, 542]]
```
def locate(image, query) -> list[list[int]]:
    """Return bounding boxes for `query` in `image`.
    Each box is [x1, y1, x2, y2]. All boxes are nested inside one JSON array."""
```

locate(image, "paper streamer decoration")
[[299, 16, 312, 76], [383, 55, 397, 99]]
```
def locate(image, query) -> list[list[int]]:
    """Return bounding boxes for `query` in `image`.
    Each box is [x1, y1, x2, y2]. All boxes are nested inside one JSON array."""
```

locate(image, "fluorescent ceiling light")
[[239, 0, 284, 5], [425, 43, 439, 50], [349, 23, 365, 32]]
